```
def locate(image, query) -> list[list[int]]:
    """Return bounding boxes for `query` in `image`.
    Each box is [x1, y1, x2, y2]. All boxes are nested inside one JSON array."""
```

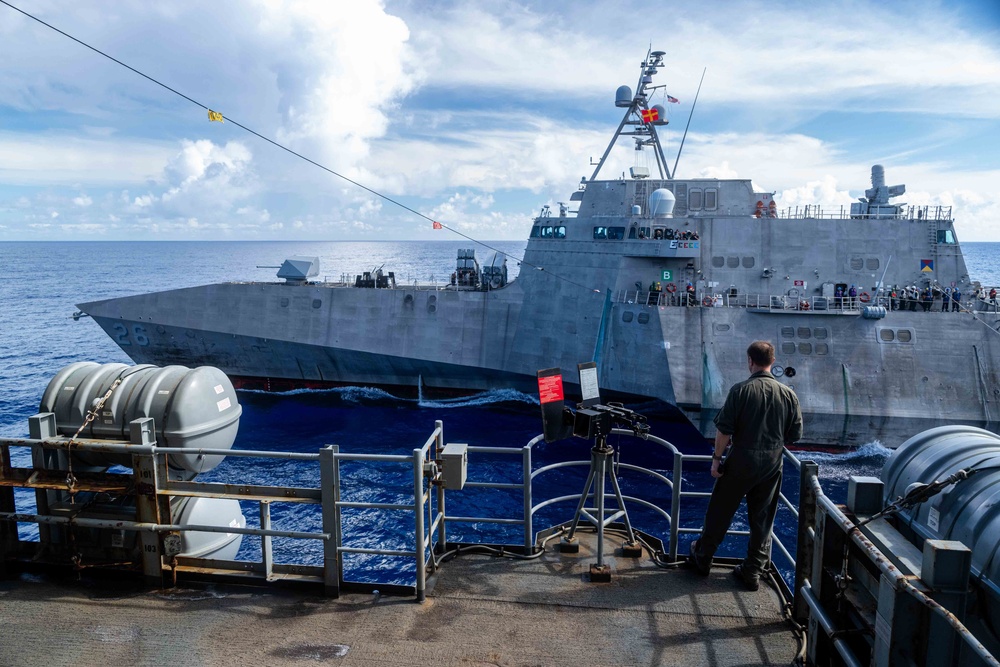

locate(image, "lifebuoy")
[[702, 296, 714, 307], [799, 300, 810, 311], [755, 201, 764, 218], [665, 282, 677, 293], [859, 292, 871, 303], [768, 200, 777, 218]]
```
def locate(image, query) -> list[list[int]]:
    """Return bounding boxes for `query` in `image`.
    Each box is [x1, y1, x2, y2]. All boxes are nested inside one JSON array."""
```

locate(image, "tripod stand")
[[561, 432, 641, 581]]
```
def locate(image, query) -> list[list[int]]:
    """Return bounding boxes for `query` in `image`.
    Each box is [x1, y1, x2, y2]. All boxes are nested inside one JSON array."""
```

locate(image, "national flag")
[[640, 107, 659, 123], [432, 221, 443, 230], [666, 95, 680, 104], [207, 110, 224, 122]]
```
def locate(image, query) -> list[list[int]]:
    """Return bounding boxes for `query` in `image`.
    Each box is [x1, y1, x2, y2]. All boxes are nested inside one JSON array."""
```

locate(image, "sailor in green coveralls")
[[688, 341, 803, 590]]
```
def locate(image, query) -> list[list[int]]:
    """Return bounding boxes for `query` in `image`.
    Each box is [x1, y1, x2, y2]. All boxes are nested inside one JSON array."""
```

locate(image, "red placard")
[[538, 374, 565, 404]]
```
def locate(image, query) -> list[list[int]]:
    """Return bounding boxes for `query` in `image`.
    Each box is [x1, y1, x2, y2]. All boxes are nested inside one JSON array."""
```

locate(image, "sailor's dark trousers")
[[697, 446, 783, 577]]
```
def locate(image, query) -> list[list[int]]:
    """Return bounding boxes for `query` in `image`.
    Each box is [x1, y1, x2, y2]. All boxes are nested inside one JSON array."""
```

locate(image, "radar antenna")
[[589, 48, 672, 181]]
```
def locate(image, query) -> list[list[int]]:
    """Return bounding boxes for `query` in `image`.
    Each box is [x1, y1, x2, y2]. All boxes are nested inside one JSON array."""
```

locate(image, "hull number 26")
[[112, 323, 150, 346]]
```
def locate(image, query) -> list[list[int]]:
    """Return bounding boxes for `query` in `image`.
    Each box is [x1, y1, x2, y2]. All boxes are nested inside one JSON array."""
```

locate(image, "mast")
[[589, 48, 671, 181]]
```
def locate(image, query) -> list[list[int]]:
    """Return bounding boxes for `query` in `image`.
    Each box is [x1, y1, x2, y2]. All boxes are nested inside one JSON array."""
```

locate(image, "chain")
[[63, 376, 125, 503]]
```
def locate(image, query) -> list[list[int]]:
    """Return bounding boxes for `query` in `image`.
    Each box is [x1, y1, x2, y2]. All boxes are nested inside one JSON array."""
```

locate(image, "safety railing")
[[612, 289, 894, 313]]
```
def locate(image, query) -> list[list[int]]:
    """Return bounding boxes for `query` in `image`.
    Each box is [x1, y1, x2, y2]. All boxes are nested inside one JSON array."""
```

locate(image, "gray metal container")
[[40, 362, 241, 476], [882, 425, 1000, 632]]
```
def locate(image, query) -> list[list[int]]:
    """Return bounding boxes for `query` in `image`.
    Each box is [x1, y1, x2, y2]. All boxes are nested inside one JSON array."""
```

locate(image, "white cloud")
[[72, 194, 93, 207]]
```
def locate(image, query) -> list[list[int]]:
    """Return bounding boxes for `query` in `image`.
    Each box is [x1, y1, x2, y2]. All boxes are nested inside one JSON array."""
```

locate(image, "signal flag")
[[640, 107, 659, 123], [432, 221, 443, 230], [207, 110, 224, 122]]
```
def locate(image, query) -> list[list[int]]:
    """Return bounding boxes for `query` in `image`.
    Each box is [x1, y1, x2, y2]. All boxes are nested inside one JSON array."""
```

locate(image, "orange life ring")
[[665, 282, 677, 293], [755, 201, 764, 218], [702, 296, 714, 307], [859, 292, 871, 303], [800, 300, 810, 311]]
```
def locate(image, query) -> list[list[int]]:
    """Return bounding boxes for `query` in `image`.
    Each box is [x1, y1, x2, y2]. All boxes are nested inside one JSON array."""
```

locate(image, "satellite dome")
[[615, 85, 633, 108], [649, 188, 676, 218], [651, 104, 667, 125]]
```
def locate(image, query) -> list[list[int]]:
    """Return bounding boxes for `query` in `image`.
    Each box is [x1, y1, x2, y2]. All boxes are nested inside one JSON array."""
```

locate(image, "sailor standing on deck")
[[688, 341, 803, 591], [942, 287, 951, 312], [952, 287, 962, 312]]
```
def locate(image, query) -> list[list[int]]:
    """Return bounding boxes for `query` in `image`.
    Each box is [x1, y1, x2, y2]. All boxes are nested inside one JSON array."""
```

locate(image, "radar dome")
[[651, 104, 667, 125], [615, 85, 633, 108], [649, 188, 676, 218]]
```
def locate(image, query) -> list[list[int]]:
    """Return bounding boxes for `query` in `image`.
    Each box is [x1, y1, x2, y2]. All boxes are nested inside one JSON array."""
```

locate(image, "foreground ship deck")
[[0, 533, 798, 667]]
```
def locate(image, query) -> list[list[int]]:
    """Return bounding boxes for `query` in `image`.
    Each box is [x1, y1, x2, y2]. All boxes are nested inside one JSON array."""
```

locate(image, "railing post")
[[523, 445, 533, 553], [794, 460, 818, 623], [0, 443, 16, 570], [319, 445, 341, 597], [413, 447, 426, 603], [130, 418, 164, 588], [435, 421, 446, 557], [260, 501, 273, 581], [670, 451, 683, 562]]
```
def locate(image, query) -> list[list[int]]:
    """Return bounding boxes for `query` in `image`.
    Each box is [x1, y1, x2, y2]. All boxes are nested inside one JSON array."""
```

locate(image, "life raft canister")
[[665, 282, 677, 293], [859, 292, 871, 303], [800, 300, 810, 310], [768, 200, 777, 218]]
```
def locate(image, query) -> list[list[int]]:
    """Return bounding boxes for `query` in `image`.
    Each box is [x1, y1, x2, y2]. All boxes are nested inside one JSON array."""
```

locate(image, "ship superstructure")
[[78, 49, 1000, 446]]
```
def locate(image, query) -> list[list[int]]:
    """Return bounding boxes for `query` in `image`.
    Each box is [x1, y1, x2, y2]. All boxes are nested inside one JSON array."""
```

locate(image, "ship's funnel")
[[649, 188, 676, 218]]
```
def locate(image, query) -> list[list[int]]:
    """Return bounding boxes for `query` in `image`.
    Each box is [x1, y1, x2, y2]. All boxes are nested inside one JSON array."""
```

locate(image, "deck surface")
[[0, 535, 799, 666]]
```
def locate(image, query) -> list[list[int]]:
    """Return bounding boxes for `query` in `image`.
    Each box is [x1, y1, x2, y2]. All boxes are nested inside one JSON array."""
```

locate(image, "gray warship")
[[77, 49, 1000, 447]]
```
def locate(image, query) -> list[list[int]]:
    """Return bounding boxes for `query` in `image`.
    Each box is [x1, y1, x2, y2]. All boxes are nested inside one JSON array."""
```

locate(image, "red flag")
[[640, 107, 659, 123], [432, 221, 442, 230], [666, 95, 679, 104]]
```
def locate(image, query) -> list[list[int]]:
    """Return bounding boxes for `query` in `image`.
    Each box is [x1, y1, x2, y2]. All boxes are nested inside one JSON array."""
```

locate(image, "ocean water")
[[1, 240, 998, 584]]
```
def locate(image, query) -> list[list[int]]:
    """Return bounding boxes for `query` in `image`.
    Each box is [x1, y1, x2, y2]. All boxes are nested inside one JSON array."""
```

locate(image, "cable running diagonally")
[[0, 0, 602, 296]]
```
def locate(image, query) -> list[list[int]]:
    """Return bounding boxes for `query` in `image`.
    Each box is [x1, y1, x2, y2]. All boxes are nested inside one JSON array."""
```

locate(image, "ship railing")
[[771, 204, 953, 221], [612, 289, 894, 312], [791, 458, 1000, 666], [0, 414, 450, 602]]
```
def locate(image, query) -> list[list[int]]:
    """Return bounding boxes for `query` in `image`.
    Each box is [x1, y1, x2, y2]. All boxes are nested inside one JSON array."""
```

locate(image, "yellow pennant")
[[207, 110, 224, 122]]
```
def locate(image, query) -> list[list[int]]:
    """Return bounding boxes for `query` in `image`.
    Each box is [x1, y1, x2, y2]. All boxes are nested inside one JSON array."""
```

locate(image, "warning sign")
[[537, 374, 565, 404]]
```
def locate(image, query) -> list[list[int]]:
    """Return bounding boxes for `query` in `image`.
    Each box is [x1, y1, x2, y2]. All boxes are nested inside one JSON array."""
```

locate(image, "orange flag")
[[432, 221, 442, 230]]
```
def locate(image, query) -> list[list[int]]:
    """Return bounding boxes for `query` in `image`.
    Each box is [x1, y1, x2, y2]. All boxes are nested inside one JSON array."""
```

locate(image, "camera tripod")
[[561, 431, 641, 581]]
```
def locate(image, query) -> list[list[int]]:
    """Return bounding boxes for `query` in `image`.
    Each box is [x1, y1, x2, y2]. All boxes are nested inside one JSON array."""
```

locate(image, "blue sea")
[[1, 240, 998, 585]]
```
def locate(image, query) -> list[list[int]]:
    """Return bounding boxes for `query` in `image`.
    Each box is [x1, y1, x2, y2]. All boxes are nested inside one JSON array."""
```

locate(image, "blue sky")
[[0, 0, 998, 241]]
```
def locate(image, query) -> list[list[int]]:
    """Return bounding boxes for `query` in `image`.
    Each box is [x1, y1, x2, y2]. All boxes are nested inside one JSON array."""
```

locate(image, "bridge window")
[[540, 226, 554, 238], [690, 189, 703, 209], [594, 226, 625, 240], [530, 226, 541, 238], [705, 189, 718, 210], [554, 226, 566, 238], [937, 230, 956, 244]]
